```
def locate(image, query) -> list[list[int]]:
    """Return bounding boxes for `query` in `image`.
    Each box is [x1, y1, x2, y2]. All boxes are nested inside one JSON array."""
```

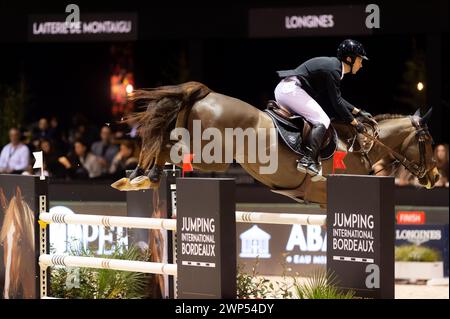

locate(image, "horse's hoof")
[[111, 177, 131, 191], [130, 176, 151, 189], [129, 167, 145, 180]]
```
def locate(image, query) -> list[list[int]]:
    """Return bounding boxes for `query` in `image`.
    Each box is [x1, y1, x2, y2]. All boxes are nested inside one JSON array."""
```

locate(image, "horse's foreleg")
[[129, 145, 154, 180], [129, 147, 170, 190], [147, 149, 169, 185], [111, 139, 153, 191]]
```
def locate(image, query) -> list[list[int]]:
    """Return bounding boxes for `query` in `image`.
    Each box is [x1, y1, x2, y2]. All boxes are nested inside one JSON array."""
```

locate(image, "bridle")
[[362, 116, 433, 179]]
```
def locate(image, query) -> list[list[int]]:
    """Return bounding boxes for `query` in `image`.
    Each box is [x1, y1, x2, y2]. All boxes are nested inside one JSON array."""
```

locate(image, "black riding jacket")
[[277, 56, 356, 123]]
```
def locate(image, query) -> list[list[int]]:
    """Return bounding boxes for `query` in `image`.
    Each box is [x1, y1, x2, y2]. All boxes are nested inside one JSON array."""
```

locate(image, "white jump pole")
[[40, 211, 326, 230], [40, 212, 177, 231], [39, 254, 177, 276], [235, 211, 326, 226]]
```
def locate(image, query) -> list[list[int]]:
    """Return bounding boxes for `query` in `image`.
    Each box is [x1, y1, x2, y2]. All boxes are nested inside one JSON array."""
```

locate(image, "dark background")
[[0, 0, 448, 142]]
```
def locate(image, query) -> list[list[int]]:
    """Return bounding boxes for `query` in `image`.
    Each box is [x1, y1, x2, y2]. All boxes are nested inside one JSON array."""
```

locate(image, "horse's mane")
[[373, 114, 408, 121]]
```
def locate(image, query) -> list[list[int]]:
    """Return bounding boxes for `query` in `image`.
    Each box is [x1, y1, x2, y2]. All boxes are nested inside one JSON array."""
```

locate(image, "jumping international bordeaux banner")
[[28, 13, 137, 42]]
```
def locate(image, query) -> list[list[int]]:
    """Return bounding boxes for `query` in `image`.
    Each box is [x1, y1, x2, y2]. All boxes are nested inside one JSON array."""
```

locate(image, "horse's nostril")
[[434, 174, 440, 183]]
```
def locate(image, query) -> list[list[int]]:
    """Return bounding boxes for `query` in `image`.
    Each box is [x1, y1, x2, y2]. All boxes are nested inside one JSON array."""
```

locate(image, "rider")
[[274, 39, 372, 179]]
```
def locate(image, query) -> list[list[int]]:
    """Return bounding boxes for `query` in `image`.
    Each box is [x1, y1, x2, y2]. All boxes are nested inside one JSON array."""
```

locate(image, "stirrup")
[[310, 171, 326, 182], [308, 165, 326, 182], [296, 158, 311, 173]]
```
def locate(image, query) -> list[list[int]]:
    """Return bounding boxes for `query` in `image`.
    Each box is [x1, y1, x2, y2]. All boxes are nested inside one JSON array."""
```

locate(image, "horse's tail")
[[125, 81, 212, 163]]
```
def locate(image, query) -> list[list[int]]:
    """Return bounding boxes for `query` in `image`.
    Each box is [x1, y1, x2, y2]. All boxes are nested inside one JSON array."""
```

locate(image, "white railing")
[[39, 254, 177, 276]]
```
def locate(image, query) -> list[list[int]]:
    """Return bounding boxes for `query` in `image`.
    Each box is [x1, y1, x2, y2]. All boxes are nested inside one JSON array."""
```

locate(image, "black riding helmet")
[[337, 39, 368, 71]]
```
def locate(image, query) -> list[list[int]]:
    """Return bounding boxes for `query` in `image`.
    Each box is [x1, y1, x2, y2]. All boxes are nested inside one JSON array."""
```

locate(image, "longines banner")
[[28, 13, 137, 42], [249, 5, 374, 38]]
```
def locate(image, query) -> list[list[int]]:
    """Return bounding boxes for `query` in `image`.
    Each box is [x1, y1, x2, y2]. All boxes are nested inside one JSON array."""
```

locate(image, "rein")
[[360, 116, 430, 179]]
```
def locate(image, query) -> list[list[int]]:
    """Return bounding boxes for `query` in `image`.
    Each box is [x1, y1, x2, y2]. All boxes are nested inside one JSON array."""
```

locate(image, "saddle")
[[264, 100, 337, 160]]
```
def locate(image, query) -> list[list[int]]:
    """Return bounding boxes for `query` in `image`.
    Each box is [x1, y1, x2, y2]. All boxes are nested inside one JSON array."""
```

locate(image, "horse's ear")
[[420, 107, 433, 124], [413, 108, 421, 117], [15, 186, 25, 212], [16, 186, 23, 199], [0, 188, 7, 211]]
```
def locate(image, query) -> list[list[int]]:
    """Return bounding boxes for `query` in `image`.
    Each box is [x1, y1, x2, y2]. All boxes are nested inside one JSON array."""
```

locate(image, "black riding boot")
[[297, 124, 327, 180]]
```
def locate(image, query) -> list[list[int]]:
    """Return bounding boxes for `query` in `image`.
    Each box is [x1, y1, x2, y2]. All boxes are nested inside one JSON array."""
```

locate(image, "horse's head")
[[402, 108, 440, 189], [0, 186, 35, 299]]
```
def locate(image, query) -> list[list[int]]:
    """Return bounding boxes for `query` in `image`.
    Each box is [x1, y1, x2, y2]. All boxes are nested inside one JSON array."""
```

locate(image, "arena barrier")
[[52, 176, 395, 299], [1, 174, 394, 299]]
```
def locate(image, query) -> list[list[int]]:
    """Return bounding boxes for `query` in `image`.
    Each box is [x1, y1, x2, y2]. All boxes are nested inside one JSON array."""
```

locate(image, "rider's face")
[[352, 56, 363, 74]]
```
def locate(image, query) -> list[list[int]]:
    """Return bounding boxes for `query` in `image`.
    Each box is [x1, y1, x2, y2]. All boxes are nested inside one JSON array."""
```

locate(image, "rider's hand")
[[357, 109, 377, 126], [359, 110, 373, 118], [351, 119, 367, 133]]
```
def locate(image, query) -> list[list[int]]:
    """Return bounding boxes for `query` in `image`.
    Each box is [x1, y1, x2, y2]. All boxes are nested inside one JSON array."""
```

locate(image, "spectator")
[[434, 144, 449, 187], [48, 116, 68, 153], [31, 118, 51, 149], [33, 118, 51, 139], [40, 138, 66, 178], [0, 128, 30, 174], [109, 140, 138, 179], [58, 139, 102, 179], [68, 113, 97, 146], [91, 125, 119, 173]]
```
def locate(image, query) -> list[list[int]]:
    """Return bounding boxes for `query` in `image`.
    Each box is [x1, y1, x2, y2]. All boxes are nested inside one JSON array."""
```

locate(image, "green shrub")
[[292, 270, 354, 299], [395, 245, 441, 262], [237, 259, 353, 299], [236, 259, 279, 299], [50, 244, 153, 299]]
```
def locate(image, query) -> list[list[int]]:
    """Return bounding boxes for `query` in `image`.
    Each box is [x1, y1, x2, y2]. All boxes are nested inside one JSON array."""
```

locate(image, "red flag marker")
[[182, 153, 194, 177], [332, 151, 347, 174]]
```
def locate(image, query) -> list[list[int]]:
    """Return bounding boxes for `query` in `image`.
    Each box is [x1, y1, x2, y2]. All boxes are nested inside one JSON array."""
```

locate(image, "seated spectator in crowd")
[[68, 113, 98, 146], [0, 128, 30, 174], [434, 144, 449, 187], [48, 116, 68, 154], [109, 140, 138, 179], [58, 139, 102, 179], [39, 138, 66, 178], [31, 118, 52, 150], [91, 125, 119, 174], [32, 118, 51, 140]]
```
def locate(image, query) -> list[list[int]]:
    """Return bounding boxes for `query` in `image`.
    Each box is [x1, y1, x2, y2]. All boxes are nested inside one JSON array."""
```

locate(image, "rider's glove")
[[351, 119, 367, 133], [359, 110, 373, 118]]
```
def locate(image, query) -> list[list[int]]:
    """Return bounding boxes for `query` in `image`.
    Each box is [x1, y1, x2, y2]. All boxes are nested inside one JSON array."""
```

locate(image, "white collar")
[[341, 62, 345, 80]]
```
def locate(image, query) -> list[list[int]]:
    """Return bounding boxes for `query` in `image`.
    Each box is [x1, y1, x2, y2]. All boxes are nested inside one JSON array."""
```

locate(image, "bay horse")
[[0, 186, 36, 299], [111, 81, 440, 205]]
